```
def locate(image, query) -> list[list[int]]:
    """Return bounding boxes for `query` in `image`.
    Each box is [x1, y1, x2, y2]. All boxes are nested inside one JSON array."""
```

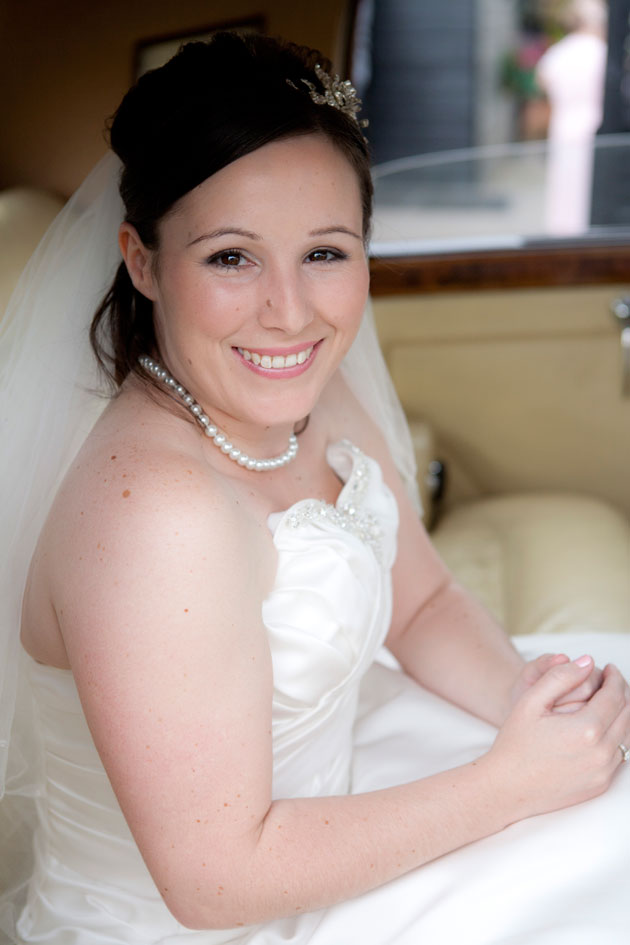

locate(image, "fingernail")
[[574, 655, 592, 668]]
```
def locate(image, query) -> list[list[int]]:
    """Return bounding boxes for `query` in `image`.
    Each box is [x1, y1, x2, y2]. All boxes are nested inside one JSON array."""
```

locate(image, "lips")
[[236, 344, 314, 369]]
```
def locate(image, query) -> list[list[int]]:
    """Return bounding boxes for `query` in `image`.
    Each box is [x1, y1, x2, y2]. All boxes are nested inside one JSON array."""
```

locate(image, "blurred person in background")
[[536, 0, 608, 234]]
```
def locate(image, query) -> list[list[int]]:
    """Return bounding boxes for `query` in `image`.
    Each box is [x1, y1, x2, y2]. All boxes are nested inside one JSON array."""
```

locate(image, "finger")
[[583, 665, 629, 729], [603, 703, 630, 767], [555, 667, 604, 706], [523, 653, 569, 686], [534, 653, 569, 673], [524, 655, 595, 711], [607, 666, 630, 704], [601, 664, 627, 698], [548, 653, 570, 666], [552, 701, 584, 714]]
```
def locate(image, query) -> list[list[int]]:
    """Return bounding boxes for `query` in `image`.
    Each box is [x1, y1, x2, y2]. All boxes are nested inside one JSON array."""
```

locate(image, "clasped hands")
[[488, 652, 630, 817], [510, 652, 610, 715]]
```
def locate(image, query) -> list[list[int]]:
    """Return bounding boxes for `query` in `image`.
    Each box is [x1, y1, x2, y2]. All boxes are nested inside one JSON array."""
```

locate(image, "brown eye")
[[207, 249, 247, 268], [216, 251, 243, 266], [306, 248, 347, 263]]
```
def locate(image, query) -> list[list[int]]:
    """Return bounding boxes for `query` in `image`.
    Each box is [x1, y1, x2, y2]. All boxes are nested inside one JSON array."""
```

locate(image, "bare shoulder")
[[27, 392, 274, 666], [53, 417, 258, 564]]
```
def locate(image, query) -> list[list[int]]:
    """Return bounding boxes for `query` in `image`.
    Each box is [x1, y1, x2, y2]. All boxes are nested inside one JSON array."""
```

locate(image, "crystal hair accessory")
[[138, 355, 299, 471], [287, 64, 369, 131]]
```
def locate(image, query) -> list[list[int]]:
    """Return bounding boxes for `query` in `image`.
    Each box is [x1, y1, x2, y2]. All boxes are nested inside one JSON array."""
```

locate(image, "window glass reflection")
[[351, 0, 630, 249]]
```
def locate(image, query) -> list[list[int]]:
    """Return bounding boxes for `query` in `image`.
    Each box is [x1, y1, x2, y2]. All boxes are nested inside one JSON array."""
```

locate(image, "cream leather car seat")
[[0, 187, 64, 330], [409, 418, 630, 637]]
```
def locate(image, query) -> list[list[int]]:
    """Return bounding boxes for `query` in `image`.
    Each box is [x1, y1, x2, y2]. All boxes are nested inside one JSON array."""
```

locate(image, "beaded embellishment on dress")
[[285, 443, 384, 562]]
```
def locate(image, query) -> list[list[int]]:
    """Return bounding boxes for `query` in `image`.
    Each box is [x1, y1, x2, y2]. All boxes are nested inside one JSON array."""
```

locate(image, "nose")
[[257, 265, 314, 335]]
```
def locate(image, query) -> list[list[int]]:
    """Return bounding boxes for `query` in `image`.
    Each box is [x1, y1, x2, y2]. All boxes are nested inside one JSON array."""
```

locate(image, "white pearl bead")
[[138, 355, 298, 472]]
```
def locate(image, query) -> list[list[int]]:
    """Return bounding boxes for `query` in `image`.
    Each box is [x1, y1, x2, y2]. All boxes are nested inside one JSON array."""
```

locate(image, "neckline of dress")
[[266, 441, 385, 562], [267, 440, 363, 526]]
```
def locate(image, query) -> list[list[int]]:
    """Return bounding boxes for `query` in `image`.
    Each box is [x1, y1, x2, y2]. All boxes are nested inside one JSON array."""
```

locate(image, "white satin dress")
[[14, 442, 630, 944]]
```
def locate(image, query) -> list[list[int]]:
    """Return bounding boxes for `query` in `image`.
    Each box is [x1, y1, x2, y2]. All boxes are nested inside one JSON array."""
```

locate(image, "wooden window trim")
[[369, 241, 630, 294]]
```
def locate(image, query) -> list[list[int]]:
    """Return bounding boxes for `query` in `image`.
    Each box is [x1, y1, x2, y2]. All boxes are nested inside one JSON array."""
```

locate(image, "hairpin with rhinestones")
[[287, 64, 369, 133]]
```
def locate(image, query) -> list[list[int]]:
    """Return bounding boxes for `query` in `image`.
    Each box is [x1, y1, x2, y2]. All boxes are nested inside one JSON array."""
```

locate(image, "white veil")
[[0, 154, 124, 789], [0, 149, 418, 934], [343, 300, 420, 511], [0, 154, 123, 936]]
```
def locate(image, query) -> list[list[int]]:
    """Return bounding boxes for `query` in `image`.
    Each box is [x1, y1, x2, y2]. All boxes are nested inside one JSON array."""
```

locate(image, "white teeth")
[[238, 345, 314, 369]]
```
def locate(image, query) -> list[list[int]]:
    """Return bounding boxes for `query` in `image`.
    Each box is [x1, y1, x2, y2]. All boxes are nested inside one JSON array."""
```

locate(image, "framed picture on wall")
[[134, 15, 265, 78]]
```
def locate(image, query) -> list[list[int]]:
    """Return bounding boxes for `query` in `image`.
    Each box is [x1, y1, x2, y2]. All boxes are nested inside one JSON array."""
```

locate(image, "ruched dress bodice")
[[264, 440, 397, 799]]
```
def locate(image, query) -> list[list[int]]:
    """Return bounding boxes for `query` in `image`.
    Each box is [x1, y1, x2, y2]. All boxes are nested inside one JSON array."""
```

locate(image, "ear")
[[118, 222, 157, 300]]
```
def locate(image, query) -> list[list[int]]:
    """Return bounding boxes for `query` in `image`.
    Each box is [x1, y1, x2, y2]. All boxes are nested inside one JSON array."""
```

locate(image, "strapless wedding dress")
[[11, 442, 630, 944]]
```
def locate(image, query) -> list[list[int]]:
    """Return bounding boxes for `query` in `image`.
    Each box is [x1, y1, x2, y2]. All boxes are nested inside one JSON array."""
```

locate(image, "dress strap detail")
[[280, 440, 392, 565]]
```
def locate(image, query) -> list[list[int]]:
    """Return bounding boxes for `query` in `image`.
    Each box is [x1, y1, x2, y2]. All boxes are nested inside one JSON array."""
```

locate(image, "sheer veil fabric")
[[0, 152, 418, 937], [0, 154, 124, 938], [0, 154, 124, 786]]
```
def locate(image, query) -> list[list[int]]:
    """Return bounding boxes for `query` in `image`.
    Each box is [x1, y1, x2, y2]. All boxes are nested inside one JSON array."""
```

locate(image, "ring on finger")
[[618, 743, 630, 762]]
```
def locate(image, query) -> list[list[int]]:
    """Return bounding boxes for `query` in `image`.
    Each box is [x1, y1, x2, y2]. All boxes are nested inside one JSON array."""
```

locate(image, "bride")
[[1, 31, 629, 945]]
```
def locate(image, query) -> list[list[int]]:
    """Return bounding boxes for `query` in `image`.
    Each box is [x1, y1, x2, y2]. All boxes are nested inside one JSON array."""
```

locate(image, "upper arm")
[[48, 449, 275, 917]]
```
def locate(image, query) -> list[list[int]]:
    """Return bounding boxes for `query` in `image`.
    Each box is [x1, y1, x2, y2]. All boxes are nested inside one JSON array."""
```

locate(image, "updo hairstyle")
[[91, 31, 373, 387]]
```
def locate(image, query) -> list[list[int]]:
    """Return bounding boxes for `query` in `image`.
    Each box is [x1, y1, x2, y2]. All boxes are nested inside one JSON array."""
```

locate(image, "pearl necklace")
[[138, 355, 299, 471]]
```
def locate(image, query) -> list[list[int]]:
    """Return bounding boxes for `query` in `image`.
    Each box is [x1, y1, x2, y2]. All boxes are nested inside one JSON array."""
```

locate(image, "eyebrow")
[[309, 226, 363, 241], [187, 224, 363, 247], [187, 227, 262, 247]]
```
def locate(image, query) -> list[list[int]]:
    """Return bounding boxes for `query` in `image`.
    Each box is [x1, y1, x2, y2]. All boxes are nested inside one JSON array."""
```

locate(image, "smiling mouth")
[[236, 345, 315, 369]]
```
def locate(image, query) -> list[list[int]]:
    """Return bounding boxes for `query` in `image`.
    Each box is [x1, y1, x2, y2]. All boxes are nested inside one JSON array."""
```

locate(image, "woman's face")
[[125, 134, 369, 449]]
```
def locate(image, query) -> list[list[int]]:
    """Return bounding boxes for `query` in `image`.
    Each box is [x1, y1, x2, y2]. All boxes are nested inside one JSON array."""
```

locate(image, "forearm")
[[174, 757, 510, 929], [389, 580, 524, 727], [165, 651, 630, 930]]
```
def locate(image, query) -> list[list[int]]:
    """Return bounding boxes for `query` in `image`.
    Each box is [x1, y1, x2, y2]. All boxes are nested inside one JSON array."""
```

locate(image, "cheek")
[[158, 273, 249, 339], [335, 268, 370, 327]]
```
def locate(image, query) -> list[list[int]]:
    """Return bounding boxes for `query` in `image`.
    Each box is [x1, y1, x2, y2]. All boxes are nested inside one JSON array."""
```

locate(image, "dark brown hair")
[[90, 31, 373, 387]]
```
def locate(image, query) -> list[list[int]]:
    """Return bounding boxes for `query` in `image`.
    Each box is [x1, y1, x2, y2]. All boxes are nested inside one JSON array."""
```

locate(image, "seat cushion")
[[0, 188, 64, 326], [431, 493, 630, 636]]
